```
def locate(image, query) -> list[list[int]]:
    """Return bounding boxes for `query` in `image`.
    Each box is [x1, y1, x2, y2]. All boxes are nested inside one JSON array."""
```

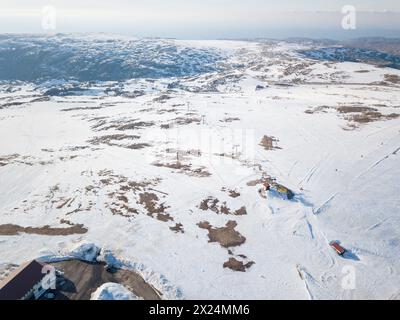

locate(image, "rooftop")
[[0, 260, 46, 300]]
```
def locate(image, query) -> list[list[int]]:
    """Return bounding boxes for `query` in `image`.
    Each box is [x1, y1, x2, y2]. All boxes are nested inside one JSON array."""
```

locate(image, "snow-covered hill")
[[0, 35, 400, 300], [0, 34, 227, 82]]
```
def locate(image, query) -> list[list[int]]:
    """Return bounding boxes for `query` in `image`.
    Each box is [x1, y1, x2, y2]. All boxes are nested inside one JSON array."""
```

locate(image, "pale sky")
[[1, 0, 400, 39]]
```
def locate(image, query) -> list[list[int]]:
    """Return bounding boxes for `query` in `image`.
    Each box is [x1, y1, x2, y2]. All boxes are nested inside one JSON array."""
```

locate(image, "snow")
[[70, 243, 101, 262], [1, 36, 400, 300], [91, 283, 140, 300]]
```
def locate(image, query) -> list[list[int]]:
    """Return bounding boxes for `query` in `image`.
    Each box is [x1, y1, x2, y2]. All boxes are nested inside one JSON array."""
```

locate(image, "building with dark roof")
[[0, 260, 56, 300]]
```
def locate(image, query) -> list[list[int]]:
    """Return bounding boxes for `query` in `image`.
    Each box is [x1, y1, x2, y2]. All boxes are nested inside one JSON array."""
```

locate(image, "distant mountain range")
[[283, 37, 400, 70], [0, 34, 226, 82], [299, 47, 400, 70], [1, 34, 400, 83]]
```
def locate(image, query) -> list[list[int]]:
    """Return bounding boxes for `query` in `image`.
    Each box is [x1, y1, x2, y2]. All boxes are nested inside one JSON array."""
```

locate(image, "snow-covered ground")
[[91, 283, 141, 300], [0, 36, 400, 300]]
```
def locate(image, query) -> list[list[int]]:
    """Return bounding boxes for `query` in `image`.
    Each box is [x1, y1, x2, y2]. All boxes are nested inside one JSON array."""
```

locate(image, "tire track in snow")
[[355, 146, 400, 180], [288, 161, 298, 177], [312, 193, 338, 215], [304, 209, 336, 271], [266, 195, 337, 299], [296, 264, 335, 300], [299, 156, 325, 186], [305, 219, 315, 239], [366, 217, 391, 232]]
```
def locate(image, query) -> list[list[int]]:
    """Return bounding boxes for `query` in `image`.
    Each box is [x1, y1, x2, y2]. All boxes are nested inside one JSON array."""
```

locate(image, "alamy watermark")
[[142, 127, 257, 169], [341, 265, 356, 290], [342, 5, 357, 30], [41, 5, 57, 31], [41, 265, 57, 290]]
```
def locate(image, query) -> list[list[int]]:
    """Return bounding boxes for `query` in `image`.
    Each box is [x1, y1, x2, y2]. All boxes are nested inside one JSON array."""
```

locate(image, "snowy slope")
[[0, 36, 400, 300]]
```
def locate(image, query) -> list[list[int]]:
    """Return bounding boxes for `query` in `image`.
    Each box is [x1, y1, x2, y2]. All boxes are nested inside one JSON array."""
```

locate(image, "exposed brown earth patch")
[[0, 223, 87, 236], [98, 170, 159, 190], [223, 258, 255, 272], [65, 146, 91, 152], [384, 74, 400, 84], [98, 173, 177, 226], [221, 188, 241, 198], [138, 192, 173, 222], [337, 106, 378, 114], [115, 121, 154, 131], [199, 197, 247, 216], [220, 117, 240, 123], [125, 143, 151, 150], [156, 108, 178, 115], [153, 94, 172, 103], [161, 117, 201, 129], [283, 61, 315, 77], [234, 207, 247, 216], [229, 190, 241, 198], [347, 111, 399, 124], [88, 134, 151, 150], [95, 170, 163, 218], [174, 117, 201, 125], [88, 134, 140, 146], [57, 198, 73, 209], [110, 205, 138, 217], [199, 197, 218, 212], [305, 105, 331, 114], [246, 179, 263, 187], [337, 106, 400, 126], [0, 101, 24, 109], [0, 154, 20, 166], [214, 153, 237, 160], [259, 135, 280, 151], [61, 106, 104, 112], [59, 219, 75, 226], [157, 213, 174, 222], [59, 155, 78, 162], [306, 105, 400, 128], [153, 161, 211, 178], [169, 223, 184, 234], [0, 154, 73, 167], [90, 118, 154, 132], [165, 148, 202, 159], [198, 220, 246, 248], [41, 148, 55, 153]]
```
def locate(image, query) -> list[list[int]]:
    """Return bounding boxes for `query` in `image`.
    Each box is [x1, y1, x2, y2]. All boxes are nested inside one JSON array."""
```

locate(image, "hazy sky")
[[1, 0, 400, 39]]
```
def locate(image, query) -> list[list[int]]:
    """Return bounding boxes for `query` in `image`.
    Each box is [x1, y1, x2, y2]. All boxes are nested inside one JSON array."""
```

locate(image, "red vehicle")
[[330, 241, 346, 256]]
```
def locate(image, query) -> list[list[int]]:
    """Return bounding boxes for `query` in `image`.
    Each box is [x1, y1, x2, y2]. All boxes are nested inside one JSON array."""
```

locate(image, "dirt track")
[[50, 260, 161, 300]]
